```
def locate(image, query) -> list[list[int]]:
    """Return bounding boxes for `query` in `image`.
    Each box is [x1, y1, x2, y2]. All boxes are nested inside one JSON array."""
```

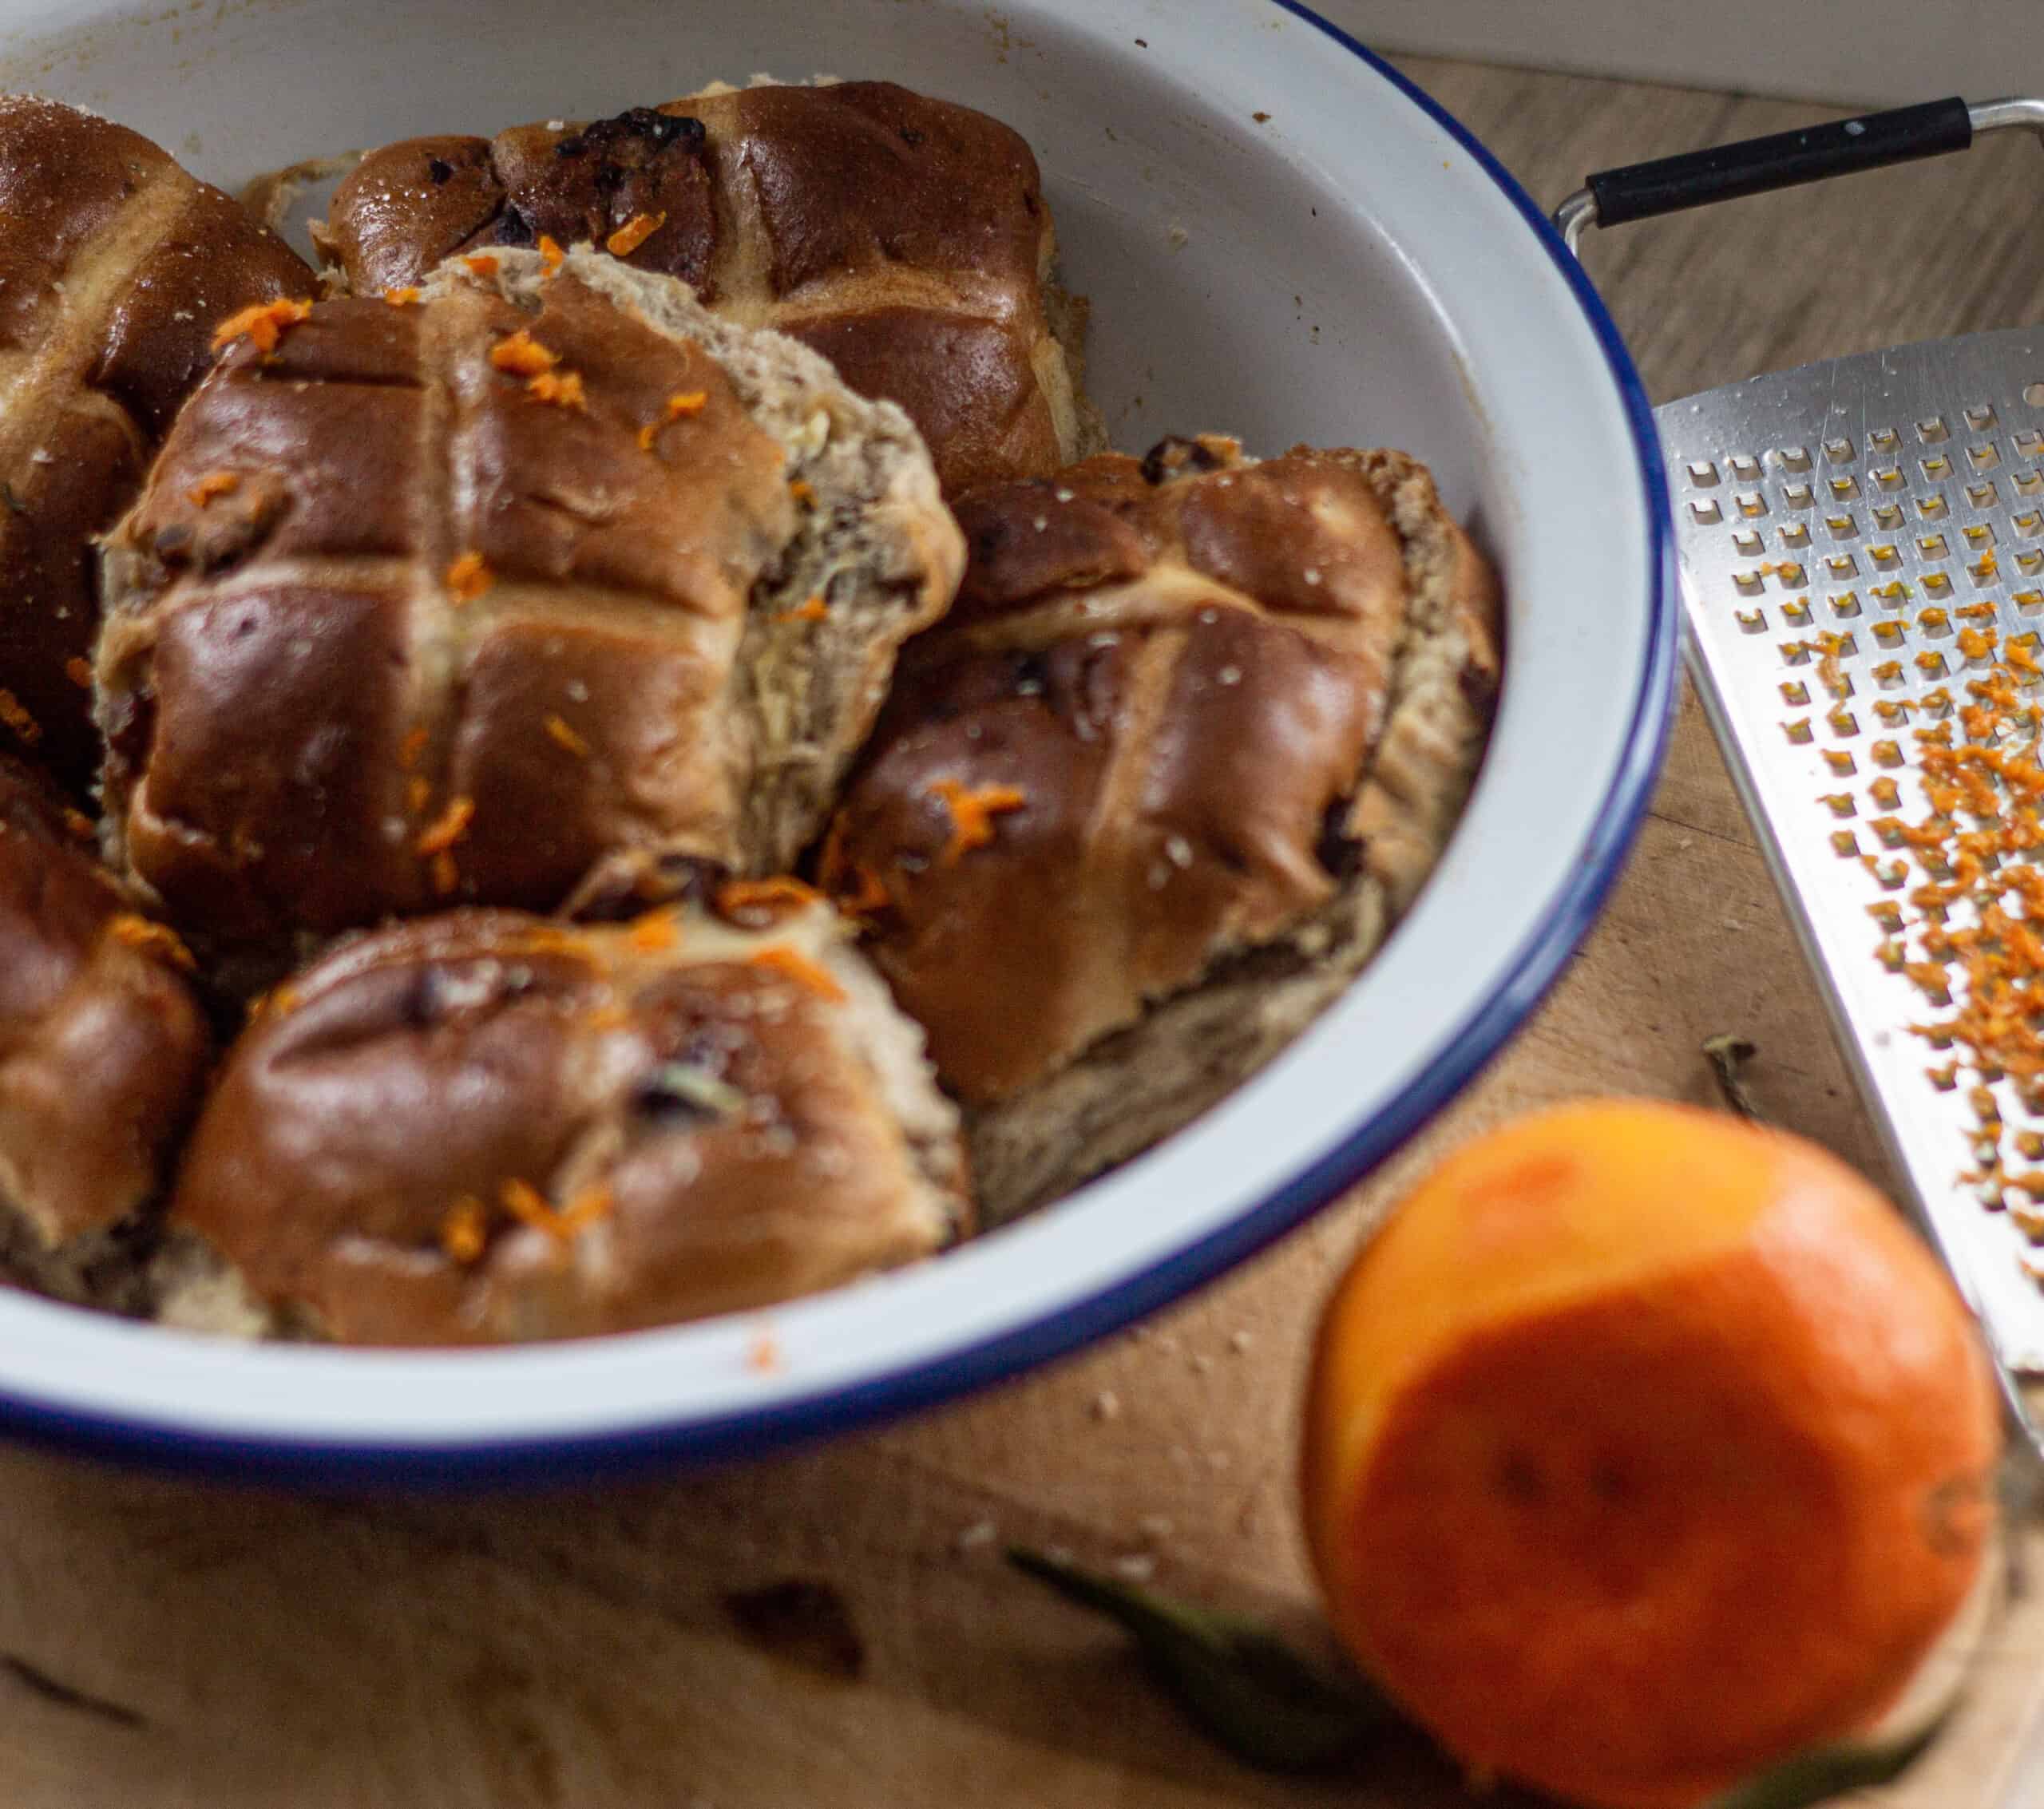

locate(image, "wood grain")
[[6, 55, 2044, 1809]]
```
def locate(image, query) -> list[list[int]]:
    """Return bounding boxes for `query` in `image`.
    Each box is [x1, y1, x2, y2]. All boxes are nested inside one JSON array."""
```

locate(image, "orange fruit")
[[1301, 1099, 2002, 1809]]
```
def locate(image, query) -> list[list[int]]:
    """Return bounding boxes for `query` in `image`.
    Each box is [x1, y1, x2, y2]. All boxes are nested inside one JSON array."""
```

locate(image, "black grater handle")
[[1553, 95, 1995, 251]]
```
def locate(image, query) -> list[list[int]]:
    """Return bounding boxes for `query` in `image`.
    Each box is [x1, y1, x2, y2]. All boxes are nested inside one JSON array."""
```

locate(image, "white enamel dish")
[[0, 0, 1674, 1483]]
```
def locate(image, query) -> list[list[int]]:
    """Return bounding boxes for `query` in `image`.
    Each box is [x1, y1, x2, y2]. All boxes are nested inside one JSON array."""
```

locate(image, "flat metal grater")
[[1557, 97, 2044, 1431]]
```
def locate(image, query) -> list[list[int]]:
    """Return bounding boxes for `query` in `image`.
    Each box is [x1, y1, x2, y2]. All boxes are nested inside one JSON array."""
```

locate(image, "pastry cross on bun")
[[0, 94, 315, 790], [822, 437, 1503, 1218], [97, 245, 964, 968], [316, 80, 1102, 495], [0, 753, 210, 1307], [156, 889, 969, 1345]]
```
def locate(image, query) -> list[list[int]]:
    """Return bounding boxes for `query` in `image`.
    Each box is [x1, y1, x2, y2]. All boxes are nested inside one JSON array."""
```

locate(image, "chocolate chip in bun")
[[0, 94, 315, 792], [316, 80, 1102, 495], [97, 244, 964, 973], [821, 437, 1503, 1219], [156, 885, 969, 1344]]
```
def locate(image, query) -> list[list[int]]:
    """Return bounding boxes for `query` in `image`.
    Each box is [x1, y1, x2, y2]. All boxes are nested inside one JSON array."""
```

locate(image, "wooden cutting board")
[[6, 52, 2044, 1809]]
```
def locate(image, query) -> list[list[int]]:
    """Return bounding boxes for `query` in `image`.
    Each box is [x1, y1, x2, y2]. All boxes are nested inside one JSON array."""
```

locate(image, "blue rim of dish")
[[0, 4, 1679, 1488]]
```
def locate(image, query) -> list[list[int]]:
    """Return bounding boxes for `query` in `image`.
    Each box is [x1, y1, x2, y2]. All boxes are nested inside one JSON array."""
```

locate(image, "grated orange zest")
[[748, 944, 847, 1003], [446, 550, 493, 603], [604, 212, 666, 257], [489, 329, 557, 376], [210, 296, 312, 354], [928, 777, 1026, 864]]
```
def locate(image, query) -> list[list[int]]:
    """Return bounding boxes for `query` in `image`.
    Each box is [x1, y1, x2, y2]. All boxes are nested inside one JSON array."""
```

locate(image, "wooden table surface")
[[11, 52, 2044, 1809]]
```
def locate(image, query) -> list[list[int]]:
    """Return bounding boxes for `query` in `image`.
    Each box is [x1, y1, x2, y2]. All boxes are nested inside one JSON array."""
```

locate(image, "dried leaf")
[[1705, 1032, 1770, 1124], [1705, 1715, 1950, 1809], [1007, 1547, 1394, 1771]]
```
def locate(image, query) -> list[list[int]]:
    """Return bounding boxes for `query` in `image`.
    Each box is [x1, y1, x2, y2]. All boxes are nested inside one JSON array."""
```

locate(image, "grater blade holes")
[[1691, 497, 1721, 524], [1918, 416, 1951, 443]]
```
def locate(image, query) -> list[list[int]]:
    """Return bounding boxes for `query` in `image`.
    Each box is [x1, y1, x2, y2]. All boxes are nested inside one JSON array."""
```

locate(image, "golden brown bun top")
[[822, 439, 1463, 1103], [0, 96, 315, 790], [167, 893, 965, 1344], [321, 81, 1073, 493], [97, 251, 958, 961], [0, 751, 209, 1246]]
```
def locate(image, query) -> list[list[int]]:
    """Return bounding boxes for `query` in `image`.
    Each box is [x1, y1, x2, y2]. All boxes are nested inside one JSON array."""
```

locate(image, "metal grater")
[[1659, 338, 2044, 1393], [1557, 98, 2044, 1427]]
